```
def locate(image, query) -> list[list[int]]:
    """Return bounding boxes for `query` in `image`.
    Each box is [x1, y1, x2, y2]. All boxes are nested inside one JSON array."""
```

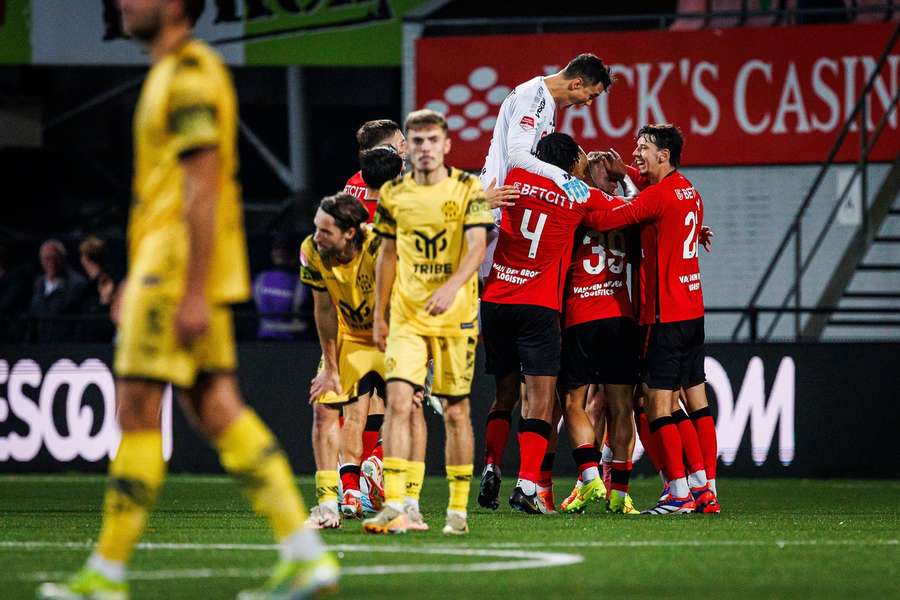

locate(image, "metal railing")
[[730, 22, 900, 342]]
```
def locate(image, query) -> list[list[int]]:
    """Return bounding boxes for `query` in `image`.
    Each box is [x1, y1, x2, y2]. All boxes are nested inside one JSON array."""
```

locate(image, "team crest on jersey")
[[413, 229, 448, 259], [385, 357, 396, 373], [356, 272, 374, 294], [441, 200, 459, 221]]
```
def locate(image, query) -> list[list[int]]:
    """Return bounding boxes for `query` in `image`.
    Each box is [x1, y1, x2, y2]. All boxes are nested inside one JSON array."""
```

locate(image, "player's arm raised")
[[309, 289, 341, 402], [176, 148, 219, 346], [425, 226, 487, 316], [373, 236, 396, 352], [582, 187, 663, 232]]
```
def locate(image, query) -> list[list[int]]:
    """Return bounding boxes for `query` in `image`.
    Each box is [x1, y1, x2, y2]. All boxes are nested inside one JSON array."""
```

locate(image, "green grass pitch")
[[1, 475, 897, 599]]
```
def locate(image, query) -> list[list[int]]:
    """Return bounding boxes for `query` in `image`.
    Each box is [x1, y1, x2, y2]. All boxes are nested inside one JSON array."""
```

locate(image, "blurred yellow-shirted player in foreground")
[[38, 1, 337, 599]]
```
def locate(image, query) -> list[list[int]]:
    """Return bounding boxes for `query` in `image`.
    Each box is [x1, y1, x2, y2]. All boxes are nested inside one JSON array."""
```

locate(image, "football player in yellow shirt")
[[38, 2, 336, 599], [364, 109, 493, 536]]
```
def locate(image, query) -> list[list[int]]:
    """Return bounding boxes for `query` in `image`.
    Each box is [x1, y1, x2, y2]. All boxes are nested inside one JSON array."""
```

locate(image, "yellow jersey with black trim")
[[129, 38, 249, 304], [374, 167, 492, 336], [300, 225, 380, 344]]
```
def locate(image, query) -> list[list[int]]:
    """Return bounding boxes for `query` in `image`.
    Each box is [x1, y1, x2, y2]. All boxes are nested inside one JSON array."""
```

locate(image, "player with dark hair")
[[38, 1, 338, 598], [580, 124, 720, 515], [480, 132, 624, 514], [344, 119, 407, 220], [477, 53, 621, 510]]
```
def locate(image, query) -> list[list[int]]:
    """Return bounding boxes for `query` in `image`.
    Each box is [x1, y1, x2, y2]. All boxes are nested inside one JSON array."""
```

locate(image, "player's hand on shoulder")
[[174, 291, 209, 347], [309, 368, 342, 404], [700, 225, 714, 252], [484, 177, 519, 209], [425, 282, 458, 316]]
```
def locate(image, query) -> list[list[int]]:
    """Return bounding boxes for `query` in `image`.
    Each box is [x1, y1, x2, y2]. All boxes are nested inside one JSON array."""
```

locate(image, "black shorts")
[[481, 302, 561, 377], [641, 317, 706, 390], [560, 316, 640, 390]]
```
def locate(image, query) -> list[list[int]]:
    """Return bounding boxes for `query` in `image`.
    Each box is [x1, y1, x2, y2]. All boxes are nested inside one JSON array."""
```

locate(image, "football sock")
[[314, 470, 340, 507], [673, 409, 706, 479], [635, 407, 662, 471], [405, 460, 426, 503], [279, 524, 326, 562], [484, 409, 512, 466], [339, 464, 361, 495], [87, 554, 126, 583], [362, 414, 383, 458], [382, 456, 408, 511], [572, 443, 600, 483], [96, 430, 165, 564], [610, 460, 632, 494], [446, 464, 473, 513], [690, 406, 719, 481], [215, 409, 307, 540], [517, 418, 551, 489], [649, 416, 686, 483]]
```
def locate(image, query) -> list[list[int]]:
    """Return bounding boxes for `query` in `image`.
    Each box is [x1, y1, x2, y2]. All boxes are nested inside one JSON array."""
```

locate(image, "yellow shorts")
[[384, 328, 477, 399], [113, 286, 236, 389], [315, 336, 385, 405]]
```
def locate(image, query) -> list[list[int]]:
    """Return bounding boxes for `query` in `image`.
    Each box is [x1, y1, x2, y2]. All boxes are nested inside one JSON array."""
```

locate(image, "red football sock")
[[517, 419, 550, 482], [649, 416, 686, 483], [636, 407, 662, 471], [362, 413, 383, 459], [370, 440, 383, 461], [673, 409, 705, 475], [339, 464, 361, 493], [690, 407, 718, 480], [538, 452, 555, 488], [485, 409, 512, 466], [610, 460, 632, 493]]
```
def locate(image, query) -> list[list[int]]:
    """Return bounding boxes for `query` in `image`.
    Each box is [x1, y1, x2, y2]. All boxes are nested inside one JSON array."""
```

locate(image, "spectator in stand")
[[78, 236, 118, 342], [253, 237, 309, 340], [28, 239, 87, 342]]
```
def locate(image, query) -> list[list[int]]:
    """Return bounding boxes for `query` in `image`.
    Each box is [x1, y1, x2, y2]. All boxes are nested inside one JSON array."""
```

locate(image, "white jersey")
[[479, 76, 570, 279]]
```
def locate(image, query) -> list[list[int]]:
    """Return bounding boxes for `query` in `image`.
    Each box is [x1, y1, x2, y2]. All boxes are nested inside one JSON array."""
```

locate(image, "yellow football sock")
[[446, 464, 473, 513], [97, 430, 165, 563], [215, 409, 307, 540], [382, 456, 408, 506], [315, 470, 339, 505], [405, 460, 425, 501]]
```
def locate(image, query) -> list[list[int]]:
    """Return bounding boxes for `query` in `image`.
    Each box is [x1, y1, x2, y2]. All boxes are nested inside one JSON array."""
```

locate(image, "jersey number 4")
[[520, 209, 548, 259]]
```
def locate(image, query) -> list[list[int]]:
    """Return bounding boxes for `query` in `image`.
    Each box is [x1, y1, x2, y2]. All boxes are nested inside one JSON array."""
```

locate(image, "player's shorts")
[[314, 336, 385, 405], [560, 316, 640, 390], [114, 285, 235, 389], [641, 317, 706, 391], [480, 301, 560, 377], [384, 327, 477, 399]]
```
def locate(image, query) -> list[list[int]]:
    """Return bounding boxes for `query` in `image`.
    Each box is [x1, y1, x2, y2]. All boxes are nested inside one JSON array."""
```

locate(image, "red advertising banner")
[[415, 23, 899, 169]]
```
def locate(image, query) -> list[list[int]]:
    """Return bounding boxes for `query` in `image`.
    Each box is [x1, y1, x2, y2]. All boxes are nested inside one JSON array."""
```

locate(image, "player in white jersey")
[[476, 53, 615, 510]]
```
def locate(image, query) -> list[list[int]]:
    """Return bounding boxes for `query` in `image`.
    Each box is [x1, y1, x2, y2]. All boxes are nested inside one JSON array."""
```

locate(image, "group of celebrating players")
[[302, 51, 721, 538], [37, 2, 719, 598]]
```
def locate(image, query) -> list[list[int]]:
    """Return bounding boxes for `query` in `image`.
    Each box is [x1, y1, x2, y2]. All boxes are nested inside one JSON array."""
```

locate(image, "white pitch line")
[[16, 545, 582, 581], [1, 539, 896, 553]]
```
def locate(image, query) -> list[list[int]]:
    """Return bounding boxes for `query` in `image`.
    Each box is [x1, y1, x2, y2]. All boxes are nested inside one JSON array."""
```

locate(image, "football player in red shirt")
[[558, 151, 641, 515], [582, 124, 719, 514], [344, 119, 408, 221], [480, 133, 622, 514]]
